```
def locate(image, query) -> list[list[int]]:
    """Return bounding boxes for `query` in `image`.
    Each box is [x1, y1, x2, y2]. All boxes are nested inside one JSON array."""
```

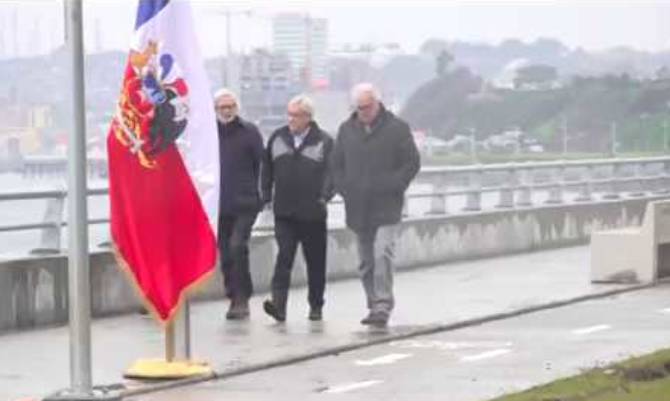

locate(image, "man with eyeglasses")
[[214, 88, 264, 320], [332, 83, 420, 328], [261, 94, 334, 322]]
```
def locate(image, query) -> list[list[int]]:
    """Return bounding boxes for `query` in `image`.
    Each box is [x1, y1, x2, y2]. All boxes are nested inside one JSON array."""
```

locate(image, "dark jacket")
[[261, 121, 334, 221], [332, 105, 420, 231], [217, 116, 264, 215]]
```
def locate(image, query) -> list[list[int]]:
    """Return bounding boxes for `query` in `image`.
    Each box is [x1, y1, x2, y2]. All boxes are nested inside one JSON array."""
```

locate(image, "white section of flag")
[[131, 0, 219, 234]]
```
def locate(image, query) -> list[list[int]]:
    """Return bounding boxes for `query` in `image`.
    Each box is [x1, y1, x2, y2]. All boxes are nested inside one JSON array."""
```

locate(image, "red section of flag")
[[107, 64, 216, 323]]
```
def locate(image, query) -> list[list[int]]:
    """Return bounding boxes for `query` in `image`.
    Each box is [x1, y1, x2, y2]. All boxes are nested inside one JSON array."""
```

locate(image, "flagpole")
[[65, 0, 93, 395], [165, 301, 190, 362]]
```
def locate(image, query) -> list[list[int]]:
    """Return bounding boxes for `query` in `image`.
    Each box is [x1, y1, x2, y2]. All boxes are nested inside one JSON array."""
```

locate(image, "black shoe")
[[263, 299, 286, 322], [226, 299, 249, 320], [360, 312, 388, 327], [308, 307, 322, 321]]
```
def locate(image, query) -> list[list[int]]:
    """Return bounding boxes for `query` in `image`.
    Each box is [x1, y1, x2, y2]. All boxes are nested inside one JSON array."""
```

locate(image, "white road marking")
[[460, 348, 512, 362], [390, 340, 513, 350], [324, 380, 383, 394], [355, 353, 413, 366], [572, 324, 612, 335]]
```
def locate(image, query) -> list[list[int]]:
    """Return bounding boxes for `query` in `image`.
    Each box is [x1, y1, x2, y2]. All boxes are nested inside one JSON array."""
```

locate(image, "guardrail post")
[[602, 162, 622, 200], [653, 161, 670, 194], [495, 167, 515, 208], [515, 168, 533, 207], [574, 165, 594, 202], [402, 194, 410, 217], [628, 162, 646, 197], [31, 191, 66, 255], [427, 176, 447, 215], [545, 165, 564, 204], [463, 168, 482, 211]]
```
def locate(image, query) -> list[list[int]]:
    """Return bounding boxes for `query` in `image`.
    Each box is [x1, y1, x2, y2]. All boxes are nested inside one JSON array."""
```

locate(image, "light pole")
[[469, 127, 477, 164], [561, 115, 568, 155], [215, 7, 252, 91], [610, 121, 617, 157]]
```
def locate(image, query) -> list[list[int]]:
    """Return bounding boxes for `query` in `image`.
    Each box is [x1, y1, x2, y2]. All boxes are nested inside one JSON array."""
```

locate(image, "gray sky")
[[0, 0, 669, 58]]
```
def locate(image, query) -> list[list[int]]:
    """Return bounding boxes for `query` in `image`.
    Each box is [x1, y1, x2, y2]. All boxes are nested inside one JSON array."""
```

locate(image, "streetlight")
[[469, 127, 477, 164], [663, 119, 668, 153], [561, 114, 568, 155], [213, 7, 253, 91], [610, 120, 618, 157]]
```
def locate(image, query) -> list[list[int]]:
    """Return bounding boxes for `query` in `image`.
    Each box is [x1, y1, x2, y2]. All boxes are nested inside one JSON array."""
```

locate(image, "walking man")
[[332, 83, 420, 327], [261, 95, 334, 322], [215, 88, 264, 320]]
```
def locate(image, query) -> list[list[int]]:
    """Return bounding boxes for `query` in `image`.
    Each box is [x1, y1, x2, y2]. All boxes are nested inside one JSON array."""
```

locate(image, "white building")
[[272, 13, 329, 87]]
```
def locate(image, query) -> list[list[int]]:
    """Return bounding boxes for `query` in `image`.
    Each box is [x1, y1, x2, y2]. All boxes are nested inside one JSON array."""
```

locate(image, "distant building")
[[272, 13, 329, 89], [239, 49, 299, 138]]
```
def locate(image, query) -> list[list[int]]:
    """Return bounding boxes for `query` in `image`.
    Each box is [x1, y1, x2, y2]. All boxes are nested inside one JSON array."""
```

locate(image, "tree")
[[435, 50, 454, 78], [419, 38, 450, 57], [513, 64, 558, 89]]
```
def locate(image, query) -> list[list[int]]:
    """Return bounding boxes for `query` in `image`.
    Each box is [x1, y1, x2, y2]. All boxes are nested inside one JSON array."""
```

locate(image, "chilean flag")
[[107, 0, 219, 322]]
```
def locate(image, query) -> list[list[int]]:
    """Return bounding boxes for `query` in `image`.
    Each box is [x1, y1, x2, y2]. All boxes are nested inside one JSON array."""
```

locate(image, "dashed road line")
[[323, 380, 383, 394], [355, 353, 413, 366], [572, 324, 612, 335], [460, 348, 512, 362]]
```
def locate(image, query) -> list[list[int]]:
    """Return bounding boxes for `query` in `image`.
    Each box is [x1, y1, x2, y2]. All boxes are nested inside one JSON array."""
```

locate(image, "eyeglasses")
[[216, 104, 237, 110]]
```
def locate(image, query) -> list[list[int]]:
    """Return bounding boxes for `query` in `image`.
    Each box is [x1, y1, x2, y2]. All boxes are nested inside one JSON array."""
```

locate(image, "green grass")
[[490, 348, 670, 401]]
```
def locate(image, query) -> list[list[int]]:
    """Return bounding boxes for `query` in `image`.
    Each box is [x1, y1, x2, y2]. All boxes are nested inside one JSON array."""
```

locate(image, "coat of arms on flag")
[[107, 0, 219, 323]]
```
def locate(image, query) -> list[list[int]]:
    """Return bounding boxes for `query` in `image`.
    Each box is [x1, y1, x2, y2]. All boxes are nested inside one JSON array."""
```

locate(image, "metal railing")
[[1, 156, 669, 255]]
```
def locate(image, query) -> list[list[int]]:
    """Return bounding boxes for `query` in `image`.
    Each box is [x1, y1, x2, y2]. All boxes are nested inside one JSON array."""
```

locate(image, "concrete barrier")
[[0, 196, 664, 333]]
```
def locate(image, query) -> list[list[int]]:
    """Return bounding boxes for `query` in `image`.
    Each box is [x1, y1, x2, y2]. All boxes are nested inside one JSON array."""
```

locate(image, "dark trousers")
[[272, 217, 327, 309], [218, 212, 257, 301]]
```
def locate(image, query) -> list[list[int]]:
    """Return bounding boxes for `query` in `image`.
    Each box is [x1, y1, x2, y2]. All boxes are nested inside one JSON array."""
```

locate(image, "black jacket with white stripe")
[[261, 121, 334, 221]]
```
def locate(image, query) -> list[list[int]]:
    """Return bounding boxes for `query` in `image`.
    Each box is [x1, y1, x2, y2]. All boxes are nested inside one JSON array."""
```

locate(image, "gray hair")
[[351, 82, 382, 104], [213, 88, 240, 107], [288, 94, 315, 117]]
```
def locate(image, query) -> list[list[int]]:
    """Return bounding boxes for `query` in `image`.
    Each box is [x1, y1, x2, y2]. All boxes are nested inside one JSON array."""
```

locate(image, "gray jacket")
[[332, 106, 420, 231]]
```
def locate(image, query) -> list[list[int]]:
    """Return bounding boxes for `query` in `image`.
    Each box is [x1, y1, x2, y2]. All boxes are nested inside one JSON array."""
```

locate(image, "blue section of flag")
[[135, 0, 170, 30]]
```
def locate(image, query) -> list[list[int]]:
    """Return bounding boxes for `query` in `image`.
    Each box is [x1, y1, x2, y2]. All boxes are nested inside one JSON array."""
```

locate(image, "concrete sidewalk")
[[0, 246, 648, 401]]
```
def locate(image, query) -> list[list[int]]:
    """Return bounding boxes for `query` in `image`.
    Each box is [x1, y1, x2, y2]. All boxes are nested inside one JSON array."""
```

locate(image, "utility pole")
[[304, 14, 312, 90], [663, 119, 668, 153], [610, 121, 617, 157], [562, 115, 568, 155], [216, 8, 251, 92], [224, 10, 231, 87], [469, 127, 477, 164]]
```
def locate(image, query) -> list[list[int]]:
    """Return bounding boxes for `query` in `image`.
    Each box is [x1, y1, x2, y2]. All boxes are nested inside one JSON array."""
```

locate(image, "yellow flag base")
[[123, 358, 213, 380]]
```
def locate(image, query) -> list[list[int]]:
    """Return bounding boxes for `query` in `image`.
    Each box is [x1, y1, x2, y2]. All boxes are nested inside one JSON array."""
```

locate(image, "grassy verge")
[[490, 348, 670, 401]]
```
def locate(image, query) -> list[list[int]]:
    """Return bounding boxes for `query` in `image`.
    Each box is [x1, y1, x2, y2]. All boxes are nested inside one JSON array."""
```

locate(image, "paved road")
[[0, 246, 642, 400], [138, 285, 670, 401]]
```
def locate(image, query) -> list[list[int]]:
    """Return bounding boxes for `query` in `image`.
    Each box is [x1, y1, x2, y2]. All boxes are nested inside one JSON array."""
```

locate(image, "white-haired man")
[[214, 88, 264, 320], [332, 83, 420, 327], [261, 95, 334, 322]]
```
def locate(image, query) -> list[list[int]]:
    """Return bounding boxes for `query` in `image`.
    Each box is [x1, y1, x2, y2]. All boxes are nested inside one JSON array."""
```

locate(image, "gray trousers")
[[354, 224, 399, 316]]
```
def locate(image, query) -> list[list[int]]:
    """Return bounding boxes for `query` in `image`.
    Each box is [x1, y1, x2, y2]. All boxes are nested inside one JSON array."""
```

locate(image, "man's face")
[[355, 93, 380, 126], [215, 95, 238, 123], [287, 103, 310, 134]]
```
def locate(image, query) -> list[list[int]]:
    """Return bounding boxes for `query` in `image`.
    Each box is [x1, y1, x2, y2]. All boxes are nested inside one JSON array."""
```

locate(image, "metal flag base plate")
[[123, 358, 213, 380], [42, 384, 125, 401]]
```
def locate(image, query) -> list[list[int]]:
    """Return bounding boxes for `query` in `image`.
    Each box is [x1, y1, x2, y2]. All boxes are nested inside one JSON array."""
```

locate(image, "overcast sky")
[[0, 0, 669, 58]]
